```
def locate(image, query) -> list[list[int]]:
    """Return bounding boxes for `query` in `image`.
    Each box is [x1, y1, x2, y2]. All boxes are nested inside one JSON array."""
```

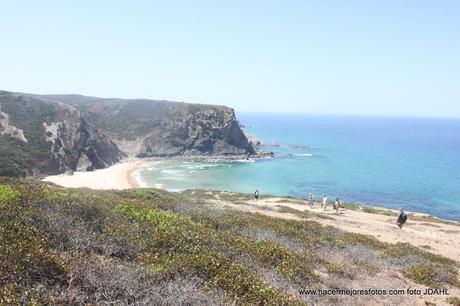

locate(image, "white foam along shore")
[[41, 157, 257, 191], [42, 160, 144, 190]]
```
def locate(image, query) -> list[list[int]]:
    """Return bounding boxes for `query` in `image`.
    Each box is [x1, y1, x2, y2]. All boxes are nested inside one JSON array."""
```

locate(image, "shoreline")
[[41, 160, 460, 262], [126, 162, 141, 188], [42, 159, 460, 224]]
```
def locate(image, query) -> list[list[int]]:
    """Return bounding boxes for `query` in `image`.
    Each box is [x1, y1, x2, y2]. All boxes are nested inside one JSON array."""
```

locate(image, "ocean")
[[134, 113, 460, 221]]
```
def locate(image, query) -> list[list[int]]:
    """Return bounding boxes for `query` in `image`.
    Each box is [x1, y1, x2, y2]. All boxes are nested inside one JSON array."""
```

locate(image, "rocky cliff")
[[35, 94, 256, 158], [138, 107, 255, 157], [0, 91, 256, 177], [0, 91, 124, 177]]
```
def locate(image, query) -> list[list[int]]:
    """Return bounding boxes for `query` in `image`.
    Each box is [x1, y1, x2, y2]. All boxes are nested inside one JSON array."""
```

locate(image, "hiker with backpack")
[[333, 197, 340, 214], [397, 208, 408, 228]]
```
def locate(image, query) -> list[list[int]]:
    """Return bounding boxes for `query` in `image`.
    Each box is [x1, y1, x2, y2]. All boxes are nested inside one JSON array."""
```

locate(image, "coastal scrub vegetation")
[[0, 178, 458, 305], [55, 96, 231, 141], [0, 92, 55, 177]]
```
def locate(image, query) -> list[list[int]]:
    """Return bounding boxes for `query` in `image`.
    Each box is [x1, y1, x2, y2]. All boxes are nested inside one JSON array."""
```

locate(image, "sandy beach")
[[42, 160, 144, 190]]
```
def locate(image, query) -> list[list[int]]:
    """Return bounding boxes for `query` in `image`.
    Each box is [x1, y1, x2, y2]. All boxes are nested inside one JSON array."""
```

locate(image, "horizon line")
[[236, 110, 460, 120]]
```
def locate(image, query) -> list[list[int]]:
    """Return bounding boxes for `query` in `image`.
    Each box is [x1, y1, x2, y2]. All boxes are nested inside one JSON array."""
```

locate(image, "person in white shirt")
[[322, 195, 328, 210]]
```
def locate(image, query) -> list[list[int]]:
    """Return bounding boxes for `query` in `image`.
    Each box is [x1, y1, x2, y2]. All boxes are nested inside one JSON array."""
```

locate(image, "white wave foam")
[[293, 153, 313, 157], [133, 171, 149, 188], [161, 169, 181, 174], [181, 164, 221, 170], [234, 159, 256, 163]]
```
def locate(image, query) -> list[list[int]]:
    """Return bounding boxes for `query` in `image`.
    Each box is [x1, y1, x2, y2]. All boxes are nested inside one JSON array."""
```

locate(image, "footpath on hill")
[[208, 195, 460, 263]]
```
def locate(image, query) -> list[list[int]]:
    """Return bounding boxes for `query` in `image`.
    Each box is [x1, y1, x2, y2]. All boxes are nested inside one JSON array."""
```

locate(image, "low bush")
[[405, 264, 459, 288], [0, 177, 458, 305], [447, 297, 460, 306]]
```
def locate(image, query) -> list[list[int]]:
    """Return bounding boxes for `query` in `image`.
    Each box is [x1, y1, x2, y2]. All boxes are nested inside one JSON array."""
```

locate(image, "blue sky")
[[1, 1, 459, 117]]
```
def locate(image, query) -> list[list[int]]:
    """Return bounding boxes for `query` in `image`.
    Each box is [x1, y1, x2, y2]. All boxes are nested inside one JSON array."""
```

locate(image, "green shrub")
[[405, 264, 459, 288], [0, 184, 19, 207], [0, 178, 458, 305], [447, 297, 460, 306]]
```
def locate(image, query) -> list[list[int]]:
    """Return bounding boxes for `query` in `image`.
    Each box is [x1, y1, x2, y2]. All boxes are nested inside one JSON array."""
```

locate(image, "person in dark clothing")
[[397, 208, 408, 228], [254, 189, 259, 202], [333, 197, 341, 214]]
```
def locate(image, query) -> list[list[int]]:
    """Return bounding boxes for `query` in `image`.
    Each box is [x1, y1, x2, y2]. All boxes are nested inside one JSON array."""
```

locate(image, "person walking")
[[396, 208, 408, 228], [322, 194, 328, 210], [334, 197, 340, 214], [254, 189, 259, 202], [307, 193, 313, 208]]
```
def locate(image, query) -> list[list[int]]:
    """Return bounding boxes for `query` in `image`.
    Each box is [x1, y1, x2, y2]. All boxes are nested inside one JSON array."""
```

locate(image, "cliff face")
[[0, 91, 124, 177], [0, 90, 255, 177], [37, 94, 256, 158], [44, 116, 124, 173], [138, 107, 255, 157]]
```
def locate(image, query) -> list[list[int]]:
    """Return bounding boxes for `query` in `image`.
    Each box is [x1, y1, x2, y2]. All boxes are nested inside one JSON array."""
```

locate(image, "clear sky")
[[1, 1, 459, 117]]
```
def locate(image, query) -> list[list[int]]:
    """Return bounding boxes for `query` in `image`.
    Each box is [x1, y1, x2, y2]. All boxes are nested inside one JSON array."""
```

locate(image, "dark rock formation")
[[138, 108, 255, 157], [45, 116, 124, 174]]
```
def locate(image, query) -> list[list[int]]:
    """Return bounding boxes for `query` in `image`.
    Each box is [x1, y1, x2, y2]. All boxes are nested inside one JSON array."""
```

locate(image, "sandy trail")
[[210, 196, 460, 263], [211, 196, 460, 304]]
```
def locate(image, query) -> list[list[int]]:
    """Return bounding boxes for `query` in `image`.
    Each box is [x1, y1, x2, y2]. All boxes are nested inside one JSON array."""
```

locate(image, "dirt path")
[[210, 197, 460, 263]]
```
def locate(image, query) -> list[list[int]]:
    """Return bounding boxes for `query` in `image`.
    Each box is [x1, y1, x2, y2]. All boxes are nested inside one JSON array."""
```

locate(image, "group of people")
[[254, 189, 408, 228], [307, 193, 341, 214]]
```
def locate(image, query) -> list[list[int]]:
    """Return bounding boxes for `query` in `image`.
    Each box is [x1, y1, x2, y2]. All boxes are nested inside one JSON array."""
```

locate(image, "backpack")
[[401, 213, 408, 224]]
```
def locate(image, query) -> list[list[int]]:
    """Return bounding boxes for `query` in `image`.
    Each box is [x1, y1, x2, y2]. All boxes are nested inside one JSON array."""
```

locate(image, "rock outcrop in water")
[[0, 90, 256, 177]]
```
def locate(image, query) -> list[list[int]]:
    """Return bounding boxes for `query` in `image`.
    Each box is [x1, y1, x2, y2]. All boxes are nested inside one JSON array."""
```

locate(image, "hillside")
[[0, 90, 256, 177], [33, 94, 256, 157], [0, 178, 458, 305], [0, 91, 123, 177]]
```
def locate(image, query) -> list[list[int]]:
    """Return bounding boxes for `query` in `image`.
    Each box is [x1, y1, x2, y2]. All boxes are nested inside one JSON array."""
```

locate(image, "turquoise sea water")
[[135, 113, 460, 221]]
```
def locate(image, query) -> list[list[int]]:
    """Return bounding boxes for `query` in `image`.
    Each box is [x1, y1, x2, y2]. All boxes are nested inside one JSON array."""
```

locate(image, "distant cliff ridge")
[[34, 93, 256, 158], [0, 90, 256, 177]]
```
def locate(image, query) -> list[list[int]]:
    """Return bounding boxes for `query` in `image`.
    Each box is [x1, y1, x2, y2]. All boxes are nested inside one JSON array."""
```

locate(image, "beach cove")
[[132, 113, 460, 221]]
